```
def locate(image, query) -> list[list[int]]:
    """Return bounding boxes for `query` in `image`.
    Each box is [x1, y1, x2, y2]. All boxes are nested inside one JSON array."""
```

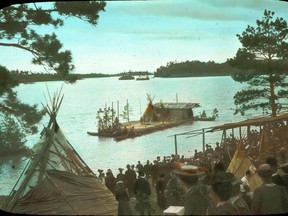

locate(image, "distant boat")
[[136, 75, 150, 81], [119, 75, 135, 80], [193, 116, 216, 121]]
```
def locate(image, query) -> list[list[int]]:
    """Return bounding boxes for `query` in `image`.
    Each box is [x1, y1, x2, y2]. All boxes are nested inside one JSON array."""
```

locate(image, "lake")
[[0, 76, 248, 195]]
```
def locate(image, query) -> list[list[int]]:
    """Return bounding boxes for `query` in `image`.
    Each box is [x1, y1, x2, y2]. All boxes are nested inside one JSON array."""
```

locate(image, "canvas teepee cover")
[[141, 94, 158, 123], [2, 93, 117, 215], [227, 147, 262, 191]]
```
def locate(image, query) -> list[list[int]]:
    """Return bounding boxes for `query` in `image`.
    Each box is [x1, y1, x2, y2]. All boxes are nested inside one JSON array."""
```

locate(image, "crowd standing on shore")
[[96, 149, 288, 215], [92, 121, 288, 215]]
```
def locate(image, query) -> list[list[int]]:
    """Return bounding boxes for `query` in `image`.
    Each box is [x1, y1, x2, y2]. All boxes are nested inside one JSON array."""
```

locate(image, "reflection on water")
[[0, 156, 30, 195]]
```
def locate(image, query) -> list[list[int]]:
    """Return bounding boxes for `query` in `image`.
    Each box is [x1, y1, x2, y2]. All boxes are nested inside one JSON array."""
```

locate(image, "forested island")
[[10, 70, 114, 84], [154, 60, 240, 77]]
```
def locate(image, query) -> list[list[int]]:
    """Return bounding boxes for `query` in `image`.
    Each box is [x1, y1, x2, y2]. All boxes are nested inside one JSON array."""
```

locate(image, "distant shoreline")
[[14, 73, 232, 84]]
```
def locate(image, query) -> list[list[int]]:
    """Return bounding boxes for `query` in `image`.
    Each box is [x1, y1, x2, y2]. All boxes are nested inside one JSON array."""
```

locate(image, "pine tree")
[[228, 10, 288, 117]]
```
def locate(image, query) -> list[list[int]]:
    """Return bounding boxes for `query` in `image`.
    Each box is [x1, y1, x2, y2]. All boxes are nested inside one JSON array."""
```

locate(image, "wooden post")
[[202, 128, 205, 152], [223, 129, 227, 145], [174, 135, 178, 156], [270, 123, 276, 158], [247, 125, 251, 140], [111, 102, 114, 129], [117, 100, 119, 119], [239, 126, 242, 139], [127, 99, 129, 122]]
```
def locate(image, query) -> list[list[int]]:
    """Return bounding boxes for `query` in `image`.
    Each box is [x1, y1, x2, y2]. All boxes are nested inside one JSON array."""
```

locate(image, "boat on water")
[[118, 75, 135, 80], [136, 75, 149, 81], [193, 109, 218, 121], [87, 124, 137, 141], [193, 116, 216, 121]]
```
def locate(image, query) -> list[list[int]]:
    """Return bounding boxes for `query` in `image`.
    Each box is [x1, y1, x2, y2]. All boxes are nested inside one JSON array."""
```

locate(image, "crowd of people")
[[94, 121, 288, 215], [96, 152, 288, 215]]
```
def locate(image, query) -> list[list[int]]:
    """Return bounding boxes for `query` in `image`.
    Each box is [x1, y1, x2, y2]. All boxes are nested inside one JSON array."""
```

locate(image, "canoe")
[[193, 116, 216, 121], [87, 131, 99, 136]]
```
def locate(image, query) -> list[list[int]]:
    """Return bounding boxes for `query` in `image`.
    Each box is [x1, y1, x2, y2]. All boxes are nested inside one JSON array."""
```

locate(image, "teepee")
[[141, 93, 158, 124], [226, 138, 262, 191], [2, 89, 117, 215]]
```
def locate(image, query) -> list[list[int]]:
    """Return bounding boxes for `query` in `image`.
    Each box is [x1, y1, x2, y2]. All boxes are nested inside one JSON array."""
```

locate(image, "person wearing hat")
[[105, 169, 117, 195], [151, 160, 159, 188], [115, 181, 133, 215], [133, 170, 151, 215], [124, 164, 137, 197], [173, 164, 209, 215], [204, 171, 238, 215], [155, 173, 167, 210], [136, 161, 144, 172], [251, 163, 288, 215], [165, 171, 185, 207], [143, 160, 152, 180], [117, 168, 125, 182], [97, 169, 105, 183], [272, 162, 288, 193]]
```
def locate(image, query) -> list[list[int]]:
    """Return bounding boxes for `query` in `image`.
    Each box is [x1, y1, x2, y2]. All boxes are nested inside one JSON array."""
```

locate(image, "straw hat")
[[173, 164, 208, 177]]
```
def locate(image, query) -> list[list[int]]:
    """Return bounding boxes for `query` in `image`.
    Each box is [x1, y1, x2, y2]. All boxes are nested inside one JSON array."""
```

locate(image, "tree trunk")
[[269, 74, 277, 117], [268, 60, 277, 117]]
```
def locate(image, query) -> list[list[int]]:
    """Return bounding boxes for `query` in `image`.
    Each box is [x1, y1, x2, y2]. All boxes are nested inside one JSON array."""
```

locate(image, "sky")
[[2, 0, 288, 74]]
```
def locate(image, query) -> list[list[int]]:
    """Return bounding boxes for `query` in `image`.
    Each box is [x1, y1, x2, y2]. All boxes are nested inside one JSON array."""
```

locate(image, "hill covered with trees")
[[154, 60, 240, 77]]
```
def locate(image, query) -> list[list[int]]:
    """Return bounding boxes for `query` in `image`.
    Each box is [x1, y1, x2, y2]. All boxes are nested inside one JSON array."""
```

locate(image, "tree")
[[0, 1, 106, 77], [228, 10, 288, 117], [0, 1, 106, 155]]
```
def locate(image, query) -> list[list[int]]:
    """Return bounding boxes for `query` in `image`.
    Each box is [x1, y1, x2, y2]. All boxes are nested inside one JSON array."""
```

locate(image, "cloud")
[[106, 0, 287, 22]]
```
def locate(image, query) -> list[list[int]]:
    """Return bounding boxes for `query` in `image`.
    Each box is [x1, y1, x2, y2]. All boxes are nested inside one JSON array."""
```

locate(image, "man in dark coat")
[[272, 162, 288, 193], [143, 160, 152, 179], [156, 173, 166, 210], [134, 170, 151, 215], [116, 168, 125, 182], [105, 169, 117, 195], [165, 172, 185, 207], [204, 171, 238, 215], [151, 160, 159, 188], [124, 164, 137, 197], [173, 164, 209, 215], [251, 163, 288, 215], [136, 161, 144, 172]]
